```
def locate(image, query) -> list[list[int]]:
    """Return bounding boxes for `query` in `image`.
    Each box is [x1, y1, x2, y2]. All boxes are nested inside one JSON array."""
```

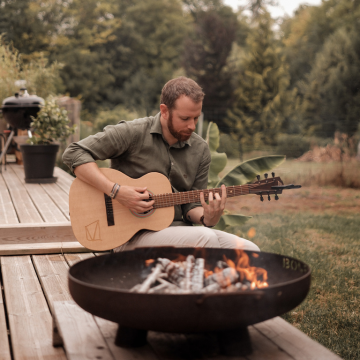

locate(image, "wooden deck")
[[0, 164, 88, 255], [0, 165, 343, 360]]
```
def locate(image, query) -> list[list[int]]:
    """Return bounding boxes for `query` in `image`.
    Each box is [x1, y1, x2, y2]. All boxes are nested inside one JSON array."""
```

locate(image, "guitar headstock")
[[251, 173, 301, 201]]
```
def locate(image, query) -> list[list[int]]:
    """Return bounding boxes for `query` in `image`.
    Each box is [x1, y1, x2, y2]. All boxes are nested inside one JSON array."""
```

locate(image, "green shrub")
[[276, 134, 311, 158], [0, 37, 64, 105], [28, 96, 76, 145]]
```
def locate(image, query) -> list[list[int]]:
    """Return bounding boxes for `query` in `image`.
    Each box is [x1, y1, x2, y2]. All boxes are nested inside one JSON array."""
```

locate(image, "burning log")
[[138, 263, 164, 293], [131, 252, 268, 294], [205, 267, 239, 288], [191, 258, 204, 292], [157, 258, 185, 287], [184, 255, 195, 292]]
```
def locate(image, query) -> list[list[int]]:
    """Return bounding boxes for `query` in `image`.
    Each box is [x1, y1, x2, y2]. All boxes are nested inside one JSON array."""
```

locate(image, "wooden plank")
[[0, 222, 76, 245], [10, 165, 68, 223], [246, 326, 295, 360], [53, 300, 114, 360], [254, 317, 342, 360], [0, 242, 91, 256], [64, 252, 95, 267], [32, 254, 73, 313], [94, 317, 160, 360], [41, 183, 70, 220], [1, 256, 66, 360], [54, 167, 74, 194], [1, 167, 43, 223], [0, 172, 18, 225], [0, 277, 11, 360]]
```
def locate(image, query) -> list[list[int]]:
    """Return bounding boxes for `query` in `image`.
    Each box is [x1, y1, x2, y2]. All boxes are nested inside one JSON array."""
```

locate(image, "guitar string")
[[107, 182, 277, 214]]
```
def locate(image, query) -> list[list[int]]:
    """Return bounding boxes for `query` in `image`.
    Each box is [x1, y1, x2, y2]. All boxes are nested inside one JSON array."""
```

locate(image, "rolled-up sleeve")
[[62, 122, 132, 173]]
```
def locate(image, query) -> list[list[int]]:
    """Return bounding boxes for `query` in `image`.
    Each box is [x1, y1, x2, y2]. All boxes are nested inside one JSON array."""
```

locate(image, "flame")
[[145, 259, 155, 266], [144, 249, 268, 291], [247, 227, 256, 239], [226, 250, 268, 289]]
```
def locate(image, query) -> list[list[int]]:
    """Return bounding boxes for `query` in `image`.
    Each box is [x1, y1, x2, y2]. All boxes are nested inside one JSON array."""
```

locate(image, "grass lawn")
[[223, 159, 360, 360]]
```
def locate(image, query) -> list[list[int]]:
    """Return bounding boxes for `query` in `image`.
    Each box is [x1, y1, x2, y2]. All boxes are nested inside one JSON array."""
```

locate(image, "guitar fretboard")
[[152, 185, 251, 209]]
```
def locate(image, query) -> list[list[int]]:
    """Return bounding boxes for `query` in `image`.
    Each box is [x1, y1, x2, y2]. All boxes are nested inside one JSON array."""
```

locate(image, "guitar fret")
[[153, 182, 257, 209]]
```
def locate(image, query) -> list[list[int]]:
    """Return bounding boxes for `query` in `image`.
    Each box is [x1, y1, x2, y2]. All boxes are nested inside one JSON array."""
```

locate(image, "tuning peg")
[[268, 193, 271, 201], [272, 172, 275, 178], [264, 173, 268, 179], [260, 194, 264, 202], [275, 193, 279, 200], [256, 175, 260, 181]]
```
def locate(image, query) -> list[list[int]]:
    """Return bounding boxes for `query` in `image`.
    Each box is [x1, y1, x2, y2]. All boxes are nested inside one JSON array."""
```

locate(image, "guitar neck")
[[152, 184, 251, 209]]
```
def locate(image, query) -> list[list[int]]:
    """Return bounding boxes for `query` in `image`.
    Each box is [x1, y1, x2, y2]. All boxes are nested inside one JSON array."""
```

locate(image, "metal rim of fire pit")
[[68, 247, 311, 333], [69, 257, 310, 295]]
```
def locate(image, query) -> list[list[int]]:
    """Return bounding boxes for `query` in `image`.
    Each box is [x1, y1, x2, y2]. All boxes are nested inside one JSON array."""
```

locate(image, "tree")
[[183, 5, 238, 129], [300, 27, 360, 138], [226, 10, 290, 157], [281, 0, 360, 89]]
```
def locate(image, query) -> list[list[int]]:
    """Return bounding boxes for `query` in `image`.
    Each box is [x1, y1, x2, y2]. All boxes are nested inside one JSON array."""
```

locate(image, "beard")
[[167, 110, 193, 142]]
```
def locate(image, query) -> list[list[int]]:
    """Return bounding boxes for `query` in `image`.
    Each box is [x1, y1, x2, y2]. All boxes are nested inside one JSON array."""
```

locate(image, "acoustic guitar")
[[69, 168, 300, 251]]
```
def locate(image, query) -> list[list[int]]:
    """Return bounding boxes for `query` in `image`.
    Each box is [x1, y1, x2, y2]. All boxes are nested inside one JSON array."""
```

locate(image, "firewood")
[[129, 284, 142, 293], [184, 255, 195, 292], [191, 258, 205, 292], [138, 263, 163, 293], [157, 257, 185, 287], [216, 260, 229, 269], [201, 283, 221, 293], [205, 267, 239, 288]]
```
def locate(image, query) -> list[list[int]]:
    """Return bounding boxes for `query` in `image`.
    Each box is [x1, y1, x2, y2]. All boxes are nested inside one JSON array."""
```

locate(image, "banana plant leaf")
[[206, 121, 220, 152], [206, 122, 228, 187], [208, 152, 227, 188], [214, 214, 252, 231], [216, 155, 286, 187]]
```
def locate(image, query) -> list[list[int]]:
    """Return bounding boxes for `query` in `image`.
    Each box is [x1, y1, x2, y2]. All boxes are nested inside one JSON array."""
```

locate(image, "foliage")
[[0, 37, 64, 106], [183, 4, 238, 129], [28, 96, 76, 145], [93, 106, 141, 133], [226, 9, 291, 155], [299, 27, 360, 138], [206, 122, 285, 231], [276, 134, 311, 159]]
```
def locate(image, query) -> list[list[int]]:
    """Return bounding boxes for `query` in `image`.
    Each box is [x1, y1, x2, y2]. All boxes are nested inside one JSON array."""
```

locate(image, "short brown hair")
[[160, 77, 205, 110]]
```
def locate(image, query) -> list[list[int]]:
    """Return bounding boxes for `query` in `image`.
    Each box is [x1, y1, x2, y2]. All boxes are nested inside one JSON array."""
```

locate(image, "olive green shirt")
[[62, 113, 211, 225]]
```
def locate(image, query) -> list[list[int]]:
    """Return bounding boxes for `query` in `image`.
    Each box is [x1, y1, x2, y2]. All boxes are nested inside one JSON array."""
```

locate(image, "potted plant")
[[20, 95, 76, 183]]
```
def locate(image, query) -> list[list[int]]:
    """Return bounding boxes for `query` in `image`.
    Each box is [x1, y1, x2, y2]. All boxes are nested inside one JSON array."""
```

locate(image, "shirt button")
[[171, 162, 174, 165]]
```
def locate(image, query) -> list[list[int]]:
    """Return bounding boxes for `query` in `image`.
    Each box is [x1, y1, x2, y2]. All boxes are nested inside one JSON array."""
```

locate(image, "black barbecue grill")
[[0, 89, 44, 166]]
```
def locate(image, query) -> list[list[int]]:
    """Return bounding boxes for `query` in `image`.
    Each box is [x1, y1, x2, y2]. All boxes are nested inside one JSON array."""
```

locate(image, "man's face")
[[167, 95, 202, 142]]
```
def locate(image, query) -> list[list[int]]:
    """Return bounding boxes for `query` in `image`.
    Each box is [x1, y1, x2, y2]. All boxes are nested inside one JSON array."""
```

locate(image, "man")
[[63, 77, 259, 251]]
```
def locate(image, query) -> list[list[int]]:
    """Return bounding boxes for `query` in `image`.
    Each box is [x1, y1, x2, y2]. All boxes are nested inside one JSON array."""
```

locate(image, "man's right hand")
[[115, 186, 154, 213]]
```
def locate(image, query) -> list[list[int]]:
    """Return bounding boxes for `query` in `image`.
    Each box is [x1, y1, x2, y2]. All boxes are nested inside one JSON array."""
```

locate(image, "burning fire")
[[140, 250, 268, 294], [204, 250, 268, 290]]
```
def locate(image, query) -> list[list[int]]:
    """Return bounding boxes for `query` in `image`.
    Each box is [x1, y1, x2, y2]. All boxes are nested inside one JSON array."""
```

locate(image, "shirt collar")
[[150, 112, 192, 148]]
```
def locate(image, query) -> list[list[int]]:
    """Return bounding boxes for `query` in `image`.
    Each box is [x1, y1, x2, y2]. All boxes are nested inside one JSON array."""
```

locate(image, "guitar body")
[[69, 168, 174, 251]]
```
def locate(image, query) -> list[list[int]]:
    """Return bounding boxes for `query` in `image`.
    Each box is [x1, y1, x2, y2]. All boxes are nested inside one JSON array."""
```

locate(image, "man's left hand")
[[199, 184, 227, 227]]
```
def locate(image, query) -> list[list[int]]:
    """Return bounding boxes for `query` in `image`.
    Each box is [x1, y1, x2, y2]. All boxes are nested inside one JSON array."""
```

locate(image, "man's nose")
[[188, 119, 196, 131]]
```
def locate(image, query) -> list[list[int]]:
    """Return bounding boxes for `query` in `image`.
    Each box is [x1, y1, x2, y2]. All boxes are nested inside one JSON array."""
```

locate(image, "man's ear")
[[160, 104, 169, 120]]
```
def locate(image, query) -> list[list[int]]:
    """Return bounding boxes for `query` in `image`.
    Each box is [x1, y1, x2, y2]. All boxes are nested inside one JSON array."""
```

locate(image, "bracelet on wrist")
[[109, 183, 120, 199], [200, 215, 214, 228]]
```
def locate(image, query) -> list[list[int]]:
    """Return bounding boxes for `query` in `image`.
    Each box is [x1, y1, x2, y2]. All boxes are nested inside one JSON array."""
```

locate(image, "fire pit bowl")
[[69, 247, 311, 335]]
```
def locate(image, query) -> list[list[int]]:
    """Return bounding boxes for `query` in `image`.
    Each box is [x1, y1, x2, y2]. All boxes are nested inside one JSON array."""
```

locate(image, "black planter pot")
[[20, 144, 59, 183]]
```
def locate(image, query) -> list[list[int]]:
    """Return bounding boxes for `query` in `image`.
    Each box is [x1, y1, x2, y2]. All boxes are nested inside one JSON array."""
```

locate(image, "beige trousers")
[[114, 226, 260, 252]]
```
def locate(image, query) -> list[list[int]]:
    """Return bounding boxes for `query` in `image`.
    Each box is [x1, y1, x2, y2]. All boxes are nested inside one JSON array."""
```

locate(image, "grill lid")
[[1, 89, 44, 109]]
